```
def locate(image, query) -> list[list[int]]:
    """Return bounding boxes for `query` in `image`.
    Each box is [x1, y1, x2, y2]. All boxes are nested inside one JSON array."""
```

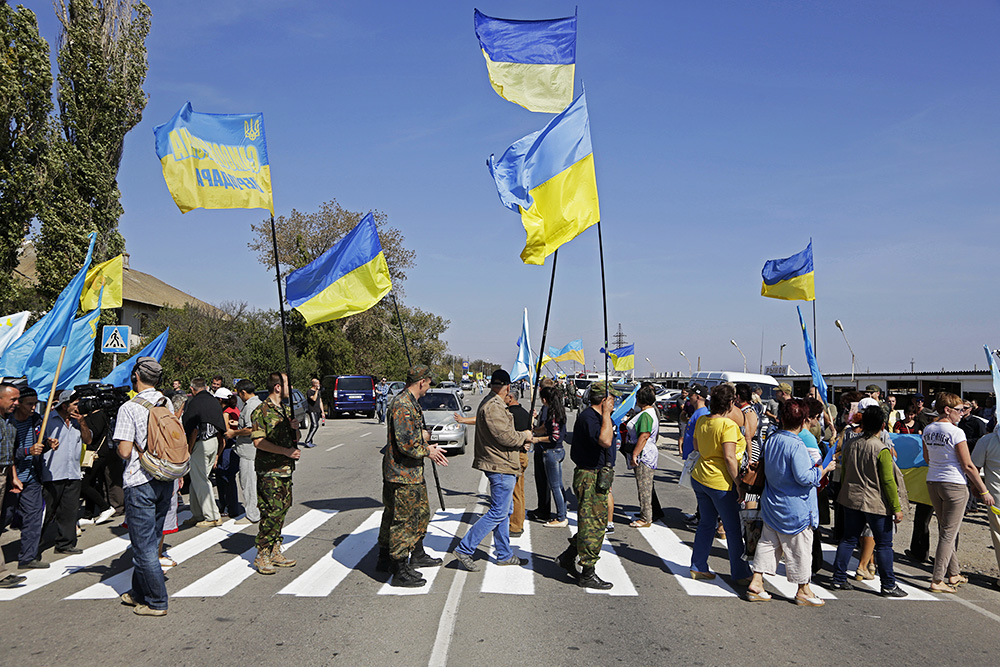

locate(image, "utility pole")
[[612, 323, 628, 349]]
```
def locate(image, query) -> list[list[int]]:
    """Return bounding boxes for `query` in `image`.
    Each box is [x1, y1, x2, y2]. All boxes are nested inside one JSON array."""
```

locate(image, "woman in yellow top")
[[690, 384, 752, 582]]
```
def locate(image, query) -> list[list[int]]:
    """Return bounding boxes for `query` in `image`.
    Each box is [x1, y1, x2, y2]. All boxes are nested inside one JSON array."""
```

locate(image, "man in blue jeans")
[[112, 357, 175, 617], [452, 369, 533, 571]]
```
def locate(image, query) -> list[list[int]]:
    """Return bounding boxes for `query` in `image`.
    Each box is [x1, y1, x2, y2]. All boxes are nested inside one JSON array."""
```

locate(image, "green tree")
[[0, 3, 53, 311], [34, 0, 150, 302]]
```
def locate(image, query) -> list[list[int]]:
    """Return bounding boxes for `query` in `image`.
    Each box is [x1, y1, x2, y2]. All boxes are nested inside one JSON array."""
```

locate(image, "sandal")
[[690, 570, 716, 580], [746, 589, 771, 602], [629, 520, 652, 528], [854, 568, 875, 581], [929, 582, 957, 594], [948, 575, 968, 586], [795, 594, 825, 607]]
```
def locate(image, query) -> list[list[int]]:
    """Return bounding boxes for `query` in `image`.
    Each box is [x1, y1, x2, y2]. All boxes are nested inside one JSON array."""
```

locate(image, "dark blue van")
[[323, 375, 376, 417]]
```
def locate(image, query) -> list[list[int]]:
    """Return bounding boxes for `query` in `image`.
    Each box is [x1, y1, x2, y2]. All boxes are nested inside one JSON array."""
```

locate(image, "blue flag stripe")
[[474, 9, 576, 65], [762, 241, 814, 286]]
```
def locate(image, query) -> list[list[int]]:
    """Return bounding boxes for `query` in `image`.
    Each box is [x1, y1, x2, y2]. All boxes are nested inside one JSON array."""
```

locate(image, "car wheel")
[[300, 412, 311, 431], [366, 410, 375, 419]]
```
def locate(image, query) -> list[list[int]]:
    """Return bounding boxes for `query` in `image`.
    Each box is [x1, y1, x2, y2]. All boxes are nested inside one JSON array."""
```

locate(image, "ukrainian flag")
[[546, 339, 585, 365], [474, 9, 576, 113], [153, 102, 273, 214], [489, 93, 599, 265], [761, 241, 816, 301], [601, 344, 635, 372], [285, 213, 392, 326]]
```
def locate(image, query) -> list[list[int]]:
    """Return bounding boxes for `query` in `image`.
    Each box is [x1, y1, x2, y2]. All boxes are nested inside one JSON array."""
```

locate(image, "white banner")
[[0, 311, 30, 359]]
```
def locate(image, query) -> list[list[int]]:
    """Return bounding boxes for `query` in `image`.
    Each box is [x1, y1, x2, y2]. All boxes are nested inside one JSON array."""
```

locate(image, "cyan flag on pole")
[[985, 345, 1000, 417], [510, 308, 534, 384], [611, 386, 638, 426], [22, 233, 96, 387], [102, 327, 170, 388], [30, 299, 102, 401], [797, 306, 827, 403]]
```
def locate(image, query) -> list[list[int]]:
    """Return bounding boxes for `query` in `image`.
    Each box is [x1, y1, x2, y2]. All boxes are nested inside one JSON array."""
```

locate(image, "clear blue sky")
[[27, 1, 1000, 377]]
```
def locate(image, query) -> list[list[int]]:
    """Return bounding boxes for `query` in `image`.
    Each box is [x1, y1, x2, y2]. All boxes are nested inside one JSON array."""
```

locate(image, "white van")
[[689, 371, 779, 400]]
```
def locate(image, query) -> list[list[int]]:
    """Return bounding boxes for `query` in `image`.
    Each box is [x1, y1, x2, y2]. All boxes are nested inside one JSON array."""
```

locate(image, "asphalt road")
[[4, 397, 1000, 667]]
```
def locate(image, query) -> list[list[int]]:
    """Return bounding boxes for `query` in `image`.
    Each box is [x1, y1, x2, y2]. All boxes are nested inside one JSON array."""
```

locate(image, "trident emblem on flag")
[[244, 117, 260, 141]]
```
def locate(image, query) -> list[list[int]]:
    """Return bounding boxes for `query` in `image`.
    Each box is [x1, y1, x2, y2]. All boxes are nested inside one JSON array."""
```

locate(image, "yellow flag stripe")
[[760, 272, 815, 301], [519, 153, 599, 266]]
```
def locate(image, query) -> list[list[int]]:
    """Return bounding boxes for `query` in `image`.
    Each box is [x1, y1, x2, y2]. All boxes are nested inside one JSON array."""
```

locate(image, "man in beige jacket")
[[452, 369, 533, 571]]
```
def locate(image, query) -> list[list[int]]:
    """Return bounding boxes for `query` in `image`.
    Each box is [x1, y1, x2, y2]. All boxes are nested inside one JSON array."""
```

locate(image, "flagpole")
[[268, 215, 293, 398], [37, 346, 68, 448], [597, 222, 610, 396], [391, 291, 446, 511], [812, 300, 818, 358], [528, 250, 558, 420]]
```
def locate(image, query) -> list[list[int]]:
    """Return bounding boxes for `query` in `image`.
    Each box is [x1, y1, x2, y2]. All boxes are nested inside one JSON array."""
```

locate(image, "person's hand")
[[428, 445, 448, 466], [452, 412, 463, 423], [46, 437, 59, 451], [288, 448, 301, 460], [983, 492, 996, 507], [29, 442, 44, 456], [290, 418, 300, 430], [631, 451, 639, 467], [601, 395, 615, 415], [823, 459, 837, 476], [10, 475, 23, 493], [893, 511, 904, 524], [225, 430, 236, 440], [212, 457, 219, 469]]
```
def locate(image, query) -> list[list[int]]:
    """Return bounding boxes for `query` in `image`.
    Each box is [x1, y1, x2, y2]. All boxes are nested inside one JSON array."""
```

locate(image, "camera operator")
[[41, 390, 92, 556], [78, 396, 117, 526]]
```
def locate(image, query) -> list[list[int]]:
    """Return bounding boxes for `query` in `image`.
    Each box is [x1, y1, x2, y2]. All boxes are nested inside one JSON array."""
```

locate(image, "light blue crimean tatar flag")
[[611, 386, 638, 427], [474, 8, 576, 113], [797, 306, 827, 403], [0, 311, 30, 359], [30, 297, 103, 402], [510, 308, 535, 383], [102, 328, 170, 388], [985, 345, 1000, 411]]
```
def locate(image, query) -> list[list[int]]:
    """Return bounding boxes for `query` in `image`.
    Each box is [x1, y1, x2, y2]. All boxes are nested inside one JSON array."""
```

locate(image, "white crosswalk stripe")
[[636, 521, 739, 597], [480, 519, 534, 595], [818, 542, 938, 601], [566, 512, 637, 596], [280, 510, 379, 597], [174, 509, 337, 597], [379, 510, 466, 596]]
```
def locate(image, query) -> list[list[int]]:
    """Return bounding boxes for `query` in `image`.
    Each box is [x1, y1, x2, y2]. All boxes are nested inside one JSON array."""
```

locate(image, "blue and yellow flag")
[[796, 306, 827, 404], [489, 92, 599, 265], [474, 9, 576, 113], [153, 102, 273, 214], [285, 213, 392, 326], [81, 255, 123, 310], [544, 339, 585, 366], [601, 344, 635, 372], [761, 241, 815, 301]]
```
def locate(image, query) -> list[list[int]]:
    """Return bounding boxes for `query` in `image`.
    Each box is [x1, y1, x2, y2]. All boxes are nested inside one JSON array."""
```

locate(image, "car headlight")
[[441, 423, 461, 431]]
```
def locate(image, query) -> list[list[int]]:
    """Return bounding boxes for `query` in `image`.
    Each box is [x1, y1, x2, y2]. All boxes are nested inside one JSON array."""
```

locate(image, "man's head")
[[637, 384, 656, 408], [504, 389, 520, 407], [887, 395, 896, 409], [406, 365, 433, 398], [380, 377, 388, 384], [211, 375, 224, 391], [14, 386, 36, 420], [0, 383, 20, 417], [190, 377, 207, 394], [688, 384, 708, 407], [588, 381, 619, 405], [54, 390, 79, 419], [132, 357, 163, 392], [172, 379, 182, 392], [776, 383, 793, 401], [236, 378, 256, 400], [311, 377, 320, 388], [913, 393, 925, 408], [865, 384, 881, 400], [265, 372, 289, 399], [489, 369, 512, 397]]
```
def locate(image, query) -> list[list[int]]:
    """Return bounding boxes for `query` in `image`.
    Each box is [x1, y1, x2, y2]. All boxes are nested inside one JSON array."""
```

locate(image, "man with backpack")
[[112, 357, 181, 617]]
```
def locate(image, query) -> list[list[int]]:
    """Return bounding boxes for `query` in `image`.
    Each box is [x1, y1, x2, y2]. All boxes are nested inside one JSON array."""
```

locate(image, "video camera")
[[74, 383, 130, 419]]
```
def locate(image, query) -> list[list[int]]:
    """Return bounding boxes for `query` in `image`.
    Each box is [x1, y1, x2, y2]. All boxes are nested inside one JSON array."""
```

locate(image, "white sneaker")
[[95, 508, 116, 525], [78, 518, 95, 526]]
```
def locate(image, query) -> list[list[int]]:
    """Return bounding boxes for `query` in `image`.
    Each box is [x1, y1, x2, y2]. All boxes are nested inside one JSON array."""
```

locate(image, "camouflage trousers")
[[572, 468, 608, 567], [378, 481, 430, 561], [256, 475, 293, 552]]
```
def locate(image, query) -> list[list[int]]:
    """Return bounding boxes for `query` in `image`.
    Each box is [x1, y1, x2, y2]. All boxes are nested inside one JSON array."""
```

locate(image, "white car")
[[419, 388, 471, 454]]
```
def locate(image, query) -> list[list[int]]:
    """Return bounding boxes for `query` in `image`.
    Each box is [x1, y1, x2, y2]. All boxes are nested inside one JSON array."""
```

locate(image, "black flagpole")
[[597, 221, 610, 396], [392, 291, 447, 511], [528, 250, 558, 420], [269, 214, 294, 402]]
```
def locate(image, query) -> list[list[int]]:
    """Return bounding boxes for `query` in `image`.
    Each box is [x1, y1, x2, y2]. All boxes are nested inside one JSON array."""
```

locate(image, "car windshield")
[[337, 377, 372, 391], [575, 379, 592, 390], [418, 393, 461, 412]]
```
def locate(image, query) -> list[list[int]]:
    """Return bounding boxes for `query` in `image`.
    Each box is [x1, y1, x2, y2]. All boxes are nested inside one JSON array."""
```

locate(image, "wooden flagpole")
[[37, 346, 68, 446]]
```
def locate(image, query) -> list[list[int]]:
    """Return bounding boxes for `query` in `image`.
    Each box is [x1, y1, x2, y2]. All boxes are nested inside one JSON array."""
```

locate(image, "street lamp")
[[730, 339, 747, 372], [679, 350, 692, 375], [835, 319, 855, 382], [779, 343, 786, 366], [645, 357, 657, 376]]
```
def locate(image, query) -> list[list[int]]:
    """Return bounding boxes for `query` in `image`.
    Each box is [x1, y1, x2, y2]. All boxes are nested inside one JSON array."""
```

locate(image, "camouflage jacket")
[[251, 396, 297, 478], [383, 389, 428, 484]]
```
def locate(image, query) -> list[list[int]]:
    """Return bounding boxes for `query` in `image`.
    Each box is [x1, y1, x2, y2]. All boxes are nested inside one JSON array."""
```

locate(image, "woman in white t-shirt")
[[922, 392, 995, 593]]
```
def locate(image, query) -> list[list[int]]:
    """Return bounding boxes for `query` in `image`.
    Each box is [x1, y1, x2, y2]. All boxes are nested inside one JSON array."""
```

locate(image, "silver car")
[[418, 388, 471, 455]]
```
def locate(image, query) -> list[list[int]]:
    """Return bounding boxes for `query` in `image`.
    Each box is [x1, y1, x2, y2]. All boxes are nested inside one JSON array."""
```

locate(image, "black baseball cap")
[[490, 369, 512, 386]]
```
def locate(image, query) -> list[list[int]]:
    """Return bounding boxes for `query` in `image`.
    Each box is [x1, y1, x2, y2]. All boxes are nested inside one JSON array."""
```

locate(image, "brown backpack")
[[132, 396, 190, 480]]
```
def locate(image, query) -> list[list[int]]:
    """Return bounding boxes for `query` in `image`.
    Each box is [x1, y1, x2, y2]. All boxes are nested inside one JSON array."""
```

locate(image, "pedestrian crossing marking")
[[481, 519, 534, 596], [174, 509, 337, 598], [635, 521, 739, 597], [67, 515, 249, 600], [818, 542, 937, 601], [711, 535, 836, 600], [280, 511, 381, 597], [566, 512, 638, 596], [379, 510, 466, 596]]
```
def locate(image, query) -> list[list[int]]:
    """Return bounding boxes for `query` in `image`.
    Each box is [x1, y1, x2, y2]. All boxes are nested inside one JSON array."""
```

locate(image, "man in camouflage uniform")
[[558, 381, 616, 590], [376, 365, 449, 587], [250, 372, 302, 575]]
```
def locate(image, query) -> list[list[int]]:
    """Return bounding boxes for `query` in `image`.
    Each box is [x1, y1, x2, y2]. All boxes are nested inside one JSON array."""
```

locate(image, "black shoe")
[[557, 546, 579, 577], [375, 548, 391, 573], [55, 548, 83, 555], [509, 530, 524, 538], [389, 561, 426, 588], [577, 566, 613, 590], [881, 586, 908, 598], [410, 552, 443, 568], [526, 510, 546, 522], [829, 580, 854, 591], [0, 574, 27, 588], [18, 561, 49, 570], [903, 549, 928, 564]]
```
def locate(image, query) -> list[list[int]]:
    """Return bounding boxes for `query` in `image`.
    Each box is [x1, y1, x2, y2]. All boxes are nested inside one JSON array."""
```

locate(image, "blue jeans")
[[1, 480, 44, 564], [215, 447, 244, 518], [542, 448, 567, 522], [832, 507, 896, 589], [456, 472, 516, 561], [124, 479, 174, 610], [690, 478, 751, 579]]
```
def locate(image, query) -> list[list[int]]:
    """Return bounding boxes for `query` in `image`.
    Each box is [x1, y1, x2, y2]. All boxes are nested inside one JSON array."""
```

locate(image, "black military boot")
[[557, 542, 579, 578], [389, 559, 426, 588], [375, 548, 391, 573], [577, 566, 613, 590], [409, 539, 443, 568]]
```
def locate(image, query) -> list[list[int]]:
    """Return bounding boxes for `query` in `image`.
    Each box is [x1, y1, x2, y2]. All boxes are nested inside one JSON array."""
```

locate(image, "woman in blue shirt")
[[746, 399, 835, 605]]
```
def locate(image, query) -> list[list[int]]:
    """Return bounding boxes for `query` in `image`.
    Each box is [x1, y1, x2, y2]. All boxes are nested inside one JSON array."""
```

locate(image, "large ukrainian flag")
[[489, 92, 599, 265], [474, 9, 576, 113], [544, 339, 585, 366], [153, 102, 273, 214], [285, 213, 392, 326], [761, 241, 816, 301]]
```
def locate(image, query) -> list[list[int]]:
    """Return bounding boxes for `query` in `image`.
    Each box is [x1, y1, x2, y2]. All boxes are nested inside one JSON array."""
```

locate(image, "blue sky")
[[26, 1, 1000, 377]]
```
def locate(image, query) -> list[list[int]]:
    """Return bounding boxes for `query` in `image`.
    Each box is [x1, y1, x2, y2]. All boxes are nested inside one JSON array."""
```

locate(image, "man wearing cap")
[[556, 380, 616, 589], [0, 382, 28, 588], [679, 385, 710, 525], [912, 393, 936, 433], [452, 369, 533, 571], [40, 389, 91, 556], [113, 357, 174, 615], [376, 365, 449, 587], [181, 377, 227, 528]]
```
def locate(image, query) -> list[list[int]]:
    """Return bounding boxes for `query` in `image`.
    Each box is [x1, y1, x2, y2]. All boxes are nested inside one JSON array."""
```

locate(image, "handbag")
[[81, 449, 98, 468], [596, 465, 615, 493], [678, 451, 699, 489], [741, 454, 766, 495]]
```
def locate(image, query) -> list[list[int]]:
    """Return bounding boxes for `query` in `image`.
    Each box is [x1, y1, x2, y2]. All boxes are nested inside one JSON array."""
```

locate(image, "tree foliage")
[[0, 3, 52, 309], [35, 0, 150, 302]]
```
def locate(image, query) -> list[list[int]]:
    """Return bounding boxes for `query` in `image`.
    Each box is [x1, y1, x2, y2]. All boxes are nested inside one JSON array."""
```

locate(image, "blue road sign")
[[101, 325, 130, 354]]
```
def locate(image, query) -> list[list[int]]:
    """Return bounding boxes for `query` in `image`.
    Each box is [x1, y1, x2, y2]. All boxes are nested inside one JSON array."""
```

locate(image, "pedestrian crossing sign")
[[101, 325, 130, 353]]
